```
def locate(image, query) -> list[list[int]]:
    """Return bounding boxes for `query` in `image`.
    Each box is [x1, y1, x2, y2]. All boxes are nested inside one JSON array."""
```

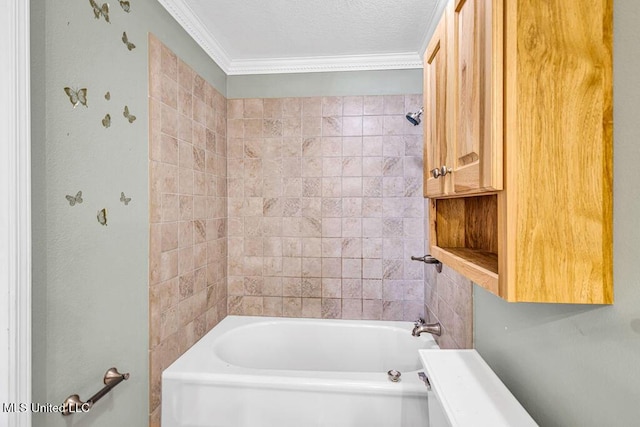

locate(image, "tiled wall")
[[423, 200, 473, 348], [424, 266, 473, 348], [226, 95, 426, 321], [148, 35, 228, 425], [146, 42, 471, 425]]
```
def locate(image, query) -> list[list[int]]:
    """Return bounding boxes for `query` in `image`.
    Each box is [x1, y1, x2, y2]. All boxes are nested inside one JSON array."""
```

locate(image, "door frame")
[[1, 0, 32, 426]]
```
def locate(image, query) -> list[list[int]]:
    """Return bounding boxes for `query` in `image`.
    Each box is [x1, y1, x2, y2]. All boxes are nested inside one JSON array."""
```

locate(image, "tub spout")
[[412, 319, 442, 337]]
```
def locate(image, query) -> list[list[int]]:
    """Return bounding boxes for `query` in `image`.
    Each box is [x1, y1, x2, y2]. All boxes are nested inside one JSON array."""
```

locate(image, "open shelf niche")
[[428, 194, 499, 293]]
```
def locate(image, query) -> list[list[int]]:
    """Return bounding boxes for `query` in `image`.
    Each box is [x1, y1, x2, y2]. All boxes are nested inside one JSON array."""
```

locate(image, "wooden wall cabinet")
[[424, 0, 613, 304], [423, 0, 503, 198], [423, 16, 448, 197]]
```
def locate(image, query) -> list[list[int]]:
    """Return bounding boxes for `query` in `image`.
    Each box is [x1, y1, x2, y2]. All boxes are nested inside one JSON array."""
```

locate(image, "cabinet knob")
[[431, 168, 441, 179], [440, 165, 452, 176]]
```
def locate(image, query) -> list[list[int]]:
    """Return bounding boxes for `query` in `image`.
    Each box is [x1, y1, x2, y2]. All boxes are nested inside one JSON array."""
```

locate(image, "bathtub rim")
[[163, 315, 439, 396]]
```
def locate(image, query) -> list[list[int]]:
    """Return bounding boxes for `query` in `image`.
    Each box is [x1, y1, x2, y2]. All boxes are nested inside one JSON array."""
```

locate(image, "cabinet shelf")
[[441, 248, 497, 273], [431, 246, 499, 294]]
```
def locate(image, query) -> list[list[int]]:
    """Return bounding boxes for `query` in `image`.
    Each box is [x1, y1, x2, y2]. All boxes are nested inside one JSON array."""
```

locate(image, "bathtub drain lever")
[[418, 372, 432, 390]]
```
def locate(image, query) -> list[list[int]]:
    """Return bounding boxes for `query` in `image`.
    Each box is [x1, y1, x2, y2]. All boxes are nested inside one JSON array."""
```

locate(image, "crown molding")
[[419, 0, 449, 57], [157, 0, 232, 73], [159, 0, 425, 75], [227, 52, 423, 75]]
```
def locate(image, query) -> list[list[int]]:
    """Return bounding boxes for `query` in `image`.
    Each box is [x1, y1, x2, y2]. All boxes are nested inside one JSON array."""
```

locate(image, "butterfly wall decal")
[[102, 113, 111, 128], [122, 32, 136, 51], [65, 191, 83, 206], [119, 0, 130, 13], [123, 105, 136, 123], [120, 192, 131, 206], [104, 91, 110, 100], [89, 0, 110, 23], [97, 208, 107, 226], [63, 87, 88, 108]]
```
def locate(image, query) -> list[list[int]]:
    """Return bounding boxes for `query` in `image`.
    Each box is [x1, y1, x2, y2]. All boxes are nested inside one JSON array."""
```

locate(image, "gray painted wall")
[[30, 0, 224, 426], [474, 1, 640, 426], [227, 69, 423, 98]]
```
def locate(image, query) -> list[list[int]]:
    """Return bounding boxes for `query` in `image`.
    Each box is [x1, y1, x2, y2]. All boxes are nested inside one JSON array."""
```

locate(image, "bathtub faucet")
[[412, 318, 442, 337]]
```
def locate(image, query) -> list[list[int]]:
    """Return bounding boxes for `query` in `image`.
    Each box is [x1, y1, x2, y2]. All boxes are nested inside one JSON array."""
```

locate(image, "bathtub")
[[162, 316, 439, 427]]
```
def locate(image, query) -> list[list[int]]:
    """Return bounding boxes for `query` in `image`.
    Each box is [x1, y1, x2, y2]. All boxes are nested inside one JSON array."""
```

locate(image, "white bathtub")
[[162, 316, 439, 427]]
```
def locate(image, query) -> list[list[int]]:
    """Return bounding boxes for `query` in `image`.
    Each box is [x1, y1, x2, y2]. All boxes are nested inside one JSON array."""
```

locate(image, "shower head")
[[406, 107, 423, 126]]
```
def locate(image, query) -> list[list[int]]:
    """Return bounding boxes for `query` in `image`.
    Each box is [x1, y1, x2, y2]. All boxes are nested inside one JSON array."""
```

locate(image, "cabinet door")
[[451, 0, 502, 194], [423, 16, 448, 198]]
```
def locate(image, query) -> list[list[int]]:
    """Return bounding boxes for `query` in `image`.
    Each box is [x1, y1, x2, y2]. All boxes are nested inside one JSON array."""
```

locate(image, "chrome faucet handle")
[[414, 318, 426, 327], [410, 255, 443, 273]]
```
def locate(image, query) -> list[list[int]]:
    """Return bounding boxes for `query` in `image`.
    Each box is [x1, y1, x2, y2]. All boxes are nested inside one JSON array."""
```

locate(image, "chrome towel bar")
[[62, 367, 130, 416]]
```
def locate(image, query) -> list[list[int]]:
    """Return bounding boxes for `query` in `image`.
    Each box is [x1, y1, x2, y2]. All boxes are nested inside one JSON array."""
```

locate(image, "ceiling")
[[158, 0, 447, 75]]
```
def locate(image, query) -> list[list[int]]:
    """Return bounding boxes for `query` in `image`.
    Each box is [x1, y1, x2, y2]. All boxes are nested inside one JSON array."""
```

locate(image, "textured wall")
[[474, 2, 640, 425], [148, 35, 228, 425], [30, 0, 225, 426], [422, 199, 473, 349], [226, 95, 426, 320], [423, 261, 473, 349]]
